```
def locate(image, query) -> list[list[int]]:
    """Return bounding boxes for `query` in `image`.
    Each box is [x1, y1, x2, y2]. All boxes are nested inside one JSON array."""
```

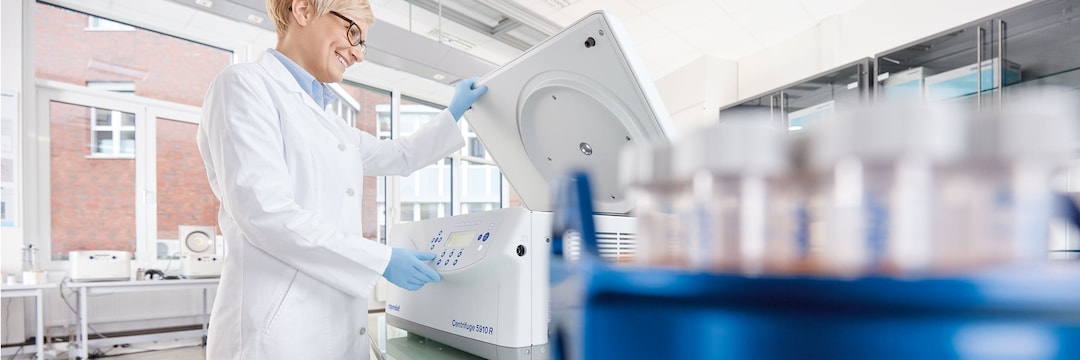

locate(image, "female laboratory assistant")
[[196, 0, 488, 358]]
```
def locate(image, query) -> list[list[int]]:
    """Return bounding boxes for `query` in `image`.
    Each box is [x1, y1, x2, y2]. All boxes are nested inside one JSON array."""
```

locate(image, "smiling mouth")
[[336, 52, 348, 68]]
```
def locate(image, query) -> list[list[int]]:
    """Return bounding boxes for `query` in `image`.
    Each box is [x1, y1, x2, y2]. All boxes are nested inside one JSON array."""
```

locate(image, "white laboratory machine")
[[178, 225, 222, 278], [385, 10, 676, 360], [69, 250, 131, 281], [182, 254, 222, 278]]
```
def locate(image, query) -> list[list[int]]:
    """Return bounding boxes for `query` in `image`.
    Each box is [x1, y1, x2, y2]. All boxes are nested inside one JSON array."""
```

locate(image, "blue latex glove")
[[382, 248, 442, 291], [448, 77, 488, 121]]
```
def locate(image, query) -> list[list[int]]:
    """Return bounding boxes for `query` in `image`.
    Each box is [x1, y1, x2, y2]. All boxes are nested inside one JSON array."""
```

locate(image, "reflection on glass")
[[51, 101, 136, 260], [787, 101, 834, 132], [881, 67, 930, 101], [924, 59, 1021, 102]]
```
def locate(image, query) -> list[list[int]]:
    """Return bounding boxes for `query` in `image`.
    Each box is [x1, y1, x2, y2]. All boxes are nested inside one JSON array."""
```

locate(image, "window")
[[155, 116, 218, 260], [34, 3, 233, 263], [327, 83, 360, 126], [48, 100, 138, 259], [339, 81, 392, 243], [399, 98, 451, 223], [86, 16, 135, 31], [89, 107, 136, 157], [87, 81, 135, 94], [468, 138, 486, 158]]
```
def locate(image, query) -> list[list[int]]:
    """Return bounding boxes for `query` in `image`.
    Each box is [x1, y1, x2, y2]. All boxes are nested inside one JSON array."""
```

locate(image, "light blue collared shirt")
[[268, 49, 337, 109]]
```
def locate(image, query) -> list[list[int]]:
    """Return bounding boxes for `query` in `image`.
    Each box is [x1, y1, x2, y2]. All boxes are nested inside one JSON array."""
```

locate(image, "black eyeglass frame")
[[329, 11, 366, 53]]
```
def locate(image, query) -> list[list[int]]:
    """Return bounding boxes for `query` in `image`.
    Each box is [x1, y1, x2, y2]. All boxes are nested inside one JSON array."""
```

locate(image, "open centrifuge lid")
[[467, 11, 676, 214]]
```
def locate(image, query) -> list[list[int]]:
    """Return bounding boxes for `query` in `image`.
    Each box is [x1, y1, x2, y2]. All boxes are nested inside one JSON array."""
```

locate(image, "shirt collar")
[[268, 49, 338, 109]]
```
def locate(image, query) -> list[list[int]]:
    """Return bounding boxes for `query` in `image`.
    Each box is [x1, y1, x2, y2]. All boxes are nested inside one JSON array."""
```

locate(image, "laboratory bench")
[[66, 278, 219, 359], [1, 283, 53, 359]]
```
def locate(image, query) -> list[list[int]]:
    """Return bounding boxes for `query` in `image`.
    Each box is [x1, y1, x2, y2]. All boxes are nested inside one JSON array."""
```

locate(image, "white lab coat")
[[197, 51, 465, 359]]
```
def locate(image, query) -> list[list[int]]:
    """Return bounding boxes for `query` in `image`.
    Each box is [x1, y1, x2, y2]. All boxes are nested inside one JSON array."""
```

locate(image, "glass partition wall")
[[718, 59, 872, 133]]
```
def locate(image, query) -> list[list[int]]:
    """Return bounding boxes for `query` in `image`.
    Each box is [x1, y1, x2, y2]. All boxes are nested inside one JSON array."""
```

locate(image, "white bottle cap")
[[810, 102, 968, 170], [619, 141, 681, 188], [997, 86, 1079, 161]]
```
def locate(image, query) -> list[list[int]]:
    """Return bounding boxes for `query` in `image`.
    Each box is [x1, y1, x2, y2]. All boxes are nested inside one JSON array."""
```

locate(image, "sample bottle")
[[22, 244, 38, 272], [675, 118, 795, 275], [808, 101, 968, 276], [620, 142, 693, 268], [986, 87, 1079, 265]]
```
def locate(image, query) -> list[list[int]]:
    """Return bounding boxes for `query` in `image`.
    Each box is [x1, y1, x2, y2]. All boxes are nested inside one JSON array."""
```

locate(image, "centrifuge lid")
[[467, 11, 676, 214]]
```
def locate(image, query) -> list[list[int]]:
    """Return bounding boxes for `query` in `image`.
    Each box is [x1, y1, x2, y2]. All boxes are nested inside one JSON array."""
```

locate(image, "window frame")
[[33, 80, 208, 269], [85, 15, 135, 32], [24, 1, 510, 271]]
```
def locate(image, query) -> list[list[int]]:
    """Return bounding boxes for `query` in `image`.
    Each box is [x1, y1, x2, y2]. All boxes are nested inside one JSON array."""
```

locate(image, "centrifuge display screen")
[[446, 231, 476, 247]]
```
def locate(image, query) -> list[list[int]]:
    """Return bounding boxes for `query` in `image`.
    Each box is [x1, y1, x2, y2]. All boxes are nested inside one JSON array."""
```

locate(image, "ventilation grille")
[[563, 231, 636, 263]]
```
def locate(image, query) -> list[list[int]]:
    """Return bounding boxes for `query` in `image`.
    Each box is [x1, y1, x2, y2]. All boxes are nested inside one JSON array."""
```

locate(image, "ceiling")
[[164, 0, 865, 75], [373, 0, 868, 76], [58, 0, 867, 101]]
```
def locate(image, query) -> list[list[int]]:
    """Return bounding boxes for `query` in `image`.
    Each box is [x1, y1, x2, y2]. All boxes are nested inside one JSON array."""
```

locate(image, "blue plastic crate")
[[550, 172, 1080, 360]]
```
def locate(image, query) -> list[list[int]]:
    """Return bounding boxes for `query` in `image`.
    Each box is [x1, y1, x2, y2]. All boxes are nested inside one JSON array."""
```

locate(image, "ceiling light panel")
[[428, 29, 476, 49], [407, 0, 504, 27], [545, 0, 570, 8]]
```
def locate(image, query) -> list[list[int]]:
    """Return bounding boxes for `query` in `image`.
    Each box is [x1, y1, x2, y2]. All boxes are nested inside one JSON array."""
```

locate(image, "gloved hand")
[[447, 77, 488, 121], [382, 248, 442, 291]]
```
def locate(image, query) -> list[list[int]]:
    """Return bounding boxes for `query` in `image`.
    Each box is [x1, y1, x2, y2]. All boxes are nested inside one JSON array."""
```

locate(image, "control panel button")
[[483, 232, 490, 241]]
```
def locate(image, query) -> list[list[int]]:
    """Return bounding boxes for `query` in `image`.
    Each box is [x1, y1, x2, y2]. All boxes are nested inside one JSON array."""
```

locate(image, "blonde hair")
[[266, 0, 375, 41]]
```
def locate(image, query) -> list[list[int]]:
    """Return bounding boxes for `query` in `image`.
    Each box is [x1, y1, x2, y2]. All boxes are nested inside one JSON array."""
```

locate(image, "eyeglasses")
[[329, 11, 366, 55]]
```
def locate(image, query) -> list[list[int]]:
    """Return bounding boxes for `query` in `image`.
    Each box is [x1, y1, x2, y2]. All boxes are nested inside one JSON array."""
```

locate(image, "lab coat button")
[[359, 327, 366, 335], [338, 144, 346, 151], [346, 188, 355, 196]]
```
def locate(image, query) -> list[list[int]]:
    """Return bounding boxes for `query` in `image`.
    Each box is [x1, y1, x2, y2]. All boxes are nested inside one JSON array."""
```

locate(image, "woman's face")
[[301, 9, 367, 83]]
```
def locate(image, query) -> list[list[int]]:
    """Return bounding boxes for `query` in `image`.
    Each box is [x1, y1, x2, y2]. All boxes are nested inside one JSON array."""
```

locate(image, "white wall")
[[736, 0, 1034, 100], [646, 0, 1036, 107], [738, 26, 824, 100], [2, 0, 27, 277], [654, 55, 738, 133]]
